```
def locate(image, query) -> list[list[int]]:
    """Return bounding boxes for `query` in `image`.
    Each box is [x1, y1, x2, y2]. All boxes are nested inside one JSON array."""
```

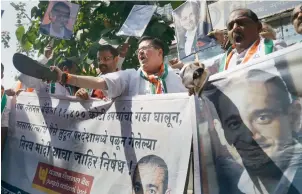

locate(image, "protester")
[[50, 36, 187, 98], [292, 4, 302, 35], [132, 155, 170, 194], [75, 43, 129, 100], [40, 2, 72, 39], [211, 69, 302, 193], [18, 54, 80, 96], [1, 63, 11, 154]]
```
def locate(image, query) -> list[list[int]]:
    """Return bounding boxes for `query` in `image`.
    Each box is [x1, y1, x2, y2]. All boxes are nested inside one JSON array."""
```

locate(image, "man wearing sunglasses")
[[292, 5, 302, 35], [40, 2, 73, 39], [50, 36, 186, 98]]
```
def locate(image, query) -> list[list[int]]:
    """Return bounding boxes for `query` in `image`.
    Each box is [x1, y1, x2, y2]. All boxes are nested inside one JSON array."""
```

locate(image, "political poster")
[[40, 1, 80, 40], [193, 43, 302, 194], [2, 93, 195, 194], [116, 5, 157, 38], [173, 1, 215, 60]]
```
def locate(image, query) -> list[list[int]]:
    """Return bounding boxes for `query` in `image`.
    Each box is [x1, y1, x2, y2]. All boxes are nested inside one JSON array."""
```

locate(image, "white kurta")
[[101, 67, 187, 98]]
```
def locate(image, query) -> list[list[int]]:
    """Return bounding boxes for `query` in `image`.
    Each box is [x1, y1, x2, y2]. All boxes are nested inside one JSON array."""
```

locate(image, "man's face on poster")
[[50, 4, 70, 28], [179, 4, 198, 32], [218, 79, 295, 170], [132, 163, 167, 194]]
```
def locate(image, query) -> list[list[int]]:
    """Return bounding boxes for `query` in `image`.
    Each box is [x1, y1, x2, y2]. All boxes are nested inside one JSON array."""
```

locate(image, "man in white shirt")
[[50, 36, 187, 98], [216, 8, 286, 72], [292, 4, 302, 35], [75, 44, 129, 100]]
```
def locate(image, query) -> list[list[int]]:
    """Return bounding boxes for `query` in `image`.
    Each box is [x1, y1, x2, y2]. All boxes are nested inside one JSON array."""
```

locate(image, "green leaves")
[[15, 1, 178, 74], [15, 26, 25, 42]]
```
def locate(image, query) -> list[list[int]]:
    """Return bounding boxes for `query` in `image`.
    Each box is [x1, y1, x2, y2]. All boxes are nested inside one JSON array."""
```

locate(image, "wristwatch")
[[61, 72, 68, 85]]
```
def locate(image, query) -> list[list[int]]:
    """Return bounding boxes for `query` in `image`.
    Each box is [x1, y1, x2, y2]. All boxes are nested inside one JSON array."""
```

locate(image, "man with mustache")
[[292, 4, 302, 35], [75, 44, 128, 100], [50, 36, 186, 98], [211, 69, 302, 194], [218, 8, 286, 72]]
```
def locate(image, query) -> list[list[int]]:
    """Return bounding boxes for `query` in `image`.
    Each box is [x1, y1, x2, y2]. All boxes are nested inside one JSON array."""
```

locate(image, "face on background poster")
[[40, 1, 80, 40], [173, 1, 214, 60], [198, 46, 302, 194]]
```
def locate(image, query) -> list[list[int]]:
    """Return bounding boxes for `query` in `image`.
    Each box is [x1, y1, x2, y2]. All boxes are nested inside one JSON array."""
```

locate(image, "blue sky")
[[1, 1, 38, 89]]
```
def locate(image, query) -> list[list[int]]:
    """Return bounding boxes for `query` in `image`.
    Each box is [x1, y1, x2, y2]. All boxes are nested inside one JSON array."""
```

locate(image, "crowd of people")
[[1, 5, 302, 194]]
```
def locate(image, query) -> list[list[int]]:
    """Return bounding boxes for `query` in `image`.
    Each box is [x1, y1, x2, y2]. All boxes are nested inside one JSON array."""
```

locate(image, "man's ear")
[[288, 100, 302, 131], [114, 56, 119, 64], [158, 48, 163, 58]]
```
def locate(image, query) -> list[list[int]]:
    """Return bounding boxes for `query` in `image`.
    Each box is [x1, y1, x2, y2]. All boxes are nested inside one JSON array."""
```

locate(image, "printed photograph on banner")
[[116, 5, 157, 37], [1, 93, 193, 194], [197, 46, 302, 194], [40, 1, 80, 40], [173, 0, 215, 59]]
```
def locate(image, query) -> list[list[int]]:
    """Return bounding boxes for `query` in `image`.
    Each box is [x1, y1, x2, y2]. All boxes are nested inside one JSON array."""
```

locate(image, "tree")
[[16, 1, 184, 75]]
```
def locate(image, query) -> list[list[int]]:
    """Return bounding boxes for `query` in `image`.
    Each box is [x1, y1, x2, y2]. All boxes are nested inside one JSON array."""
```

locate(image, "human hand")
[[75, 88, 89, 100], [118, 43, 130, 58], [169, 58, 184, 70], [5, 89, 16, 96]]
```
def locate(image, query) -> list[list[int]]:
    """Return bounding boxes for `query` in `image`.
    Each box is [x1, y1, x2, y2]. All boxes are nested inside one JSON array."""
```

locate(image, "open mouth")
[[233, 33, 243, 43], [139, 55, 146, 62]]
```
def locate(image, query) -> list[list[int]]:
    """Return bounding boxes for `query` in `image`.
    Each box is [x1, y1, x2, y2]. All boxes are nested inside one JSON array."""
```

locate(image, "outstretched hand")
[[75, 88, 89, 100]]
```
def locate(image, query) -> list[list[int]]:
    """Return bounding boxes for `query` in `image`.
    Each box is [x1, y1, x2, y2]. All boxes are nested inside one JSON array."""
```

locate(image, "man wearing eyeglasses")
[[292, 5, 302, 35], [40, 2, 73, 39], [50, 36, 186, 98], [75, 44, 129, 100]]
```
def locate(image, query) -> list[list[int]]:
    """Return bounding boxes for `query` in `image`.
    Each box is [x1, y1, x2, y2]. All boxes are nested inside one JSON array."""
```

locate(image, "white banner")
[[2, 93, 195, 194], [116, 5, 157, 37]]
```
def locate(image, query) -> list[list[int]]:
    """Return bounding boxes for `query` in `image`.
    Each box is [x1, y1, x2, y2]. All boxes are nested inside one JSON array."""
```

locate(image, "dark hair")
[[210, 69, 291, 121], [58, 59, 74, 71], [228, 8, 259, 25], [52, 2, 70, 14], [177, 1, 199, 18], [138, 36, 166, 57], [291, 5, 302, 22], [1, 63, 3, 70], [98, 45, 119, 58], [132, 155, 168, 193]]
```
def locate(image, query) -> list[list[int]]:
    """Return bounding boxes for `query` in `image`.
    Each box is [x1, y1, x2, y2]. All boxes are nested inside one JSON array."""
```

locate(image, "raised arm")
[[51, 66, 132, 98]]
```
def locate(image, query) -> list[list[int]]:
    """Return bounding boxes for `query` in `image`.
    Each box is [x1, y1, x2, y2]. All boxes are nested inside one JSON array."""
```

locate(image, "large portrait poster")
[[173, 1, 215, 60], [194, 43, 302, 194], [40, 1, 80, 40], [2, 93, 195, 194]]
